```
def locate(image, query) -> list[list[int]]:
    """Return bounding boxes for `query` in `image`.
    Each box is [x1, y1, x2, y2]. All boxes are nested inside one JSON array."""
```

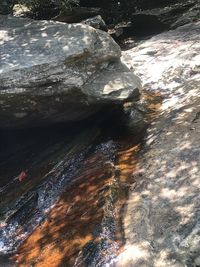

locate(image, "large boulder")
[[122, 21, 200, 94], [119, 21, 200, 266], [0, 15, 141, 128]]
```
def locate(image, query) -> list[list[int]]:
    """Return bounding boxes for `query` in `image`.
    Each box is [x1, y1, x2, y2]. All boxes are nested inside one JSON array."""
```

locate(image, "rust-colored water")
[[3, 91, 162, 266], [13, 137, 141, 266]]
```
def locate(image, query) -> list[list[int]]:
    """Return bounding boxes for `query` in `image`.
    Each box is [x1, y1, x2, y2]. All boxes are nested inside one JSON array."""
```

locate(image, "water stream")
[[0, 93, 162, 266]]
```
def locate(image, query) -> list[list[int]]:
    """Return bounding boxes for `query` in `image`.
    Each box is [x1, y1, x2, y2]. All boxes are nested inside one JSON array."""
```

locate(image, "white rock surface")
[[119, 21, 200, 267]]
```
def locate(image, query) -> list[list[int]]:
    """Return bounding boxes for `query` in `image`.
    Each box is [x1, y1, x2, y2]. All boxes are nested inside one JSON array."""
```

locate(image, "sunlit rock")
[[122, 21, 200, 98], [0, 15, 141, 128], [12, 4, 30, 18], [119, 21, 200, 267]]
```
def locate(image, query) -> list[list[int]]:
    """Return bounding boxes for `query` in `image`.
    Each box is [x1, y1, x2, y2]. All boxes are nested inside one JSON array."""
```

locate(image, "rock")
[[109, 25, 124, 39], [130, 13, 167, 36], [130, 0, 200, 36], [124, 107, 146, 134], [81, 15, 107, 31], [80, 0, 199, 34], [119, 21, 200, 267], [128, 0, 194, 12], [0, 15, 141, 128], [12, 4, 30, 18], [0, 0, 13, 15], [82, 61, 141, 102], [122, 21, 200, 95], [52, 7, 103, 23]]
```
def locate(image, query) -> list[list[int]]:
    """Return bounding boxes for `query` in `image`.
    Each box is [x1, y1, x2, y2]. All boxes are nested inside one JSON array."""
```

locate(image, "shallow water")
[[0, 94, 161, 266], [11, 137, 140, 267]]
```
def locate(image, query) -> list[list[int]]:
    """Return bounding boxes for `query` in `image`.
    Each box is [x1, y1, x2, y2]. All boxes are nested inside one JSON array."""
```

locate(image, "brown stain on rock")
[[14, 153, 116, 266], [13, 91, 162, 266], [14, 142, 141, 266]]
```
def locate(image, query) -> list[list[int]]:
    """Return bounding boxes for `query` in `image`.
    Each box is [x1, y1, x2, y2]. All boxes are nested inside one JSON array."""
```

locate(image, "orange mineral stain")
[[13, 91, 162, 266], [14, 152, 117, 266]]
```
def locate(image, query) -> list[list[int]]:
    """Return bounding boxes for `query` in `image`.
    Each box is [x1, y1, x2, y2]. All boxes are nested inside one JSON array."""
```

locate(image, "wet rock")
[[118, 21, 200, 267], [124, 108, 146, 134], [0, 15, 141, 128], [0, 122, 101, 254]]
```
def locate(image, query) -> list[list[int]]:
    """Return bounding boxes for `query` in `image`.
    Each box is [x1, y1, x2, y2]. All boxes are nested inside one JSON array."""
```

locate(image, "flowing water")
[[0, 93, 162, 266]]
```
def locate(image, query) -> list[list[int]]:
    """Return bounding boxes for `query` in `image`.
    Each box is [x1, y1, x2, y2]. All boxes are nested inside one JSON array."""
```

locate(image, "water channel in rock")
[[0, 92, 162, 266]]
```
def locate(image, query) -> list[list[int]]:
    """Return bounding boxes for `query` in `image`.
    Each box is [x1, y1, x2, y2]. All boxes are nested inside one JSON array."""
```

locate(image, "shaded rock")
[[81, 15, 107, 31], [119, 21, 200, 267], [123, 107, 146, 134], [52, 7, 103, 23], [0, 0, 13, 15], [130, 14, 167, 36], [107, 1, 199, 41], [0, 15, 141, 128], [130, 0, 200, 36], [109, 23, 132, 40], [80, 0, 199, 33], [129, 0, 176, 10]]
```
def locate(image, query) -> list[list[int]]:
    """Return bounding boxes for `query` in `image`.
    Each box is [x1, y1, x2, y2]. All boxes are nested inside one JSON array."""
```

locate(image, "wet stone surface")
[[0, 104, 146, 266]]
